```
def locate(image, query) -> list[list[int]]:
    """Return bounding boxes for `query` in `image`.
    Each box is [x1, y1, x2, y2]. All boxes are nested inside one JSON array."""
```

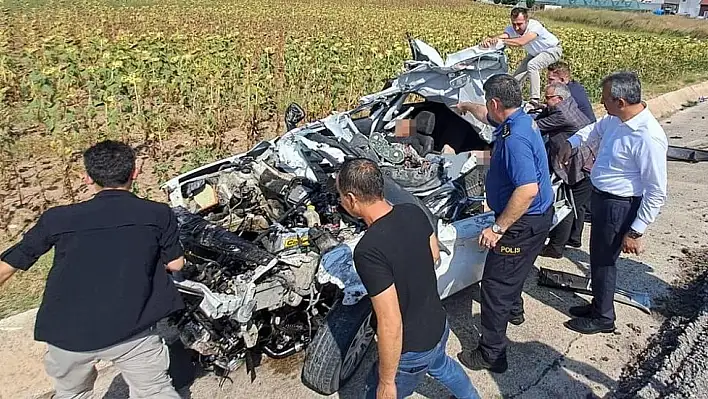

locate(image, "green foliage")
[[1, 0, 707, 160]]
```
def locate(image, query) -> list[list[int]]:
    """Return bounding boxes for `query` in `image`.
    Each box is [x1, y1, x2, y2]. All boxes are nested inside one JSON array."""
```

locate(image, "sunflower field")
[[1, 0, 708, 167]]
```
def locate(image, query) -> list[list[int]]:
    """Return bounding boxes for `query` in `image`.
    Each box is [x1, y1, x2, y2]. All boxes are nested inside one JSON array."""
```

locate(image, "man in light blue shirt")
[[557, 71, 668, 334]]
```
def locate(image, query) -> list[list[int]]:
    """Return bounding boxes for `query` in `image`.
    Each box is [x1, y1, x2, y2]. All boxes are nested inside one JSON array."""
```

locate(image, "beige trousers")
[[512, 46, 563, 101], [43, 328, 181, 399]]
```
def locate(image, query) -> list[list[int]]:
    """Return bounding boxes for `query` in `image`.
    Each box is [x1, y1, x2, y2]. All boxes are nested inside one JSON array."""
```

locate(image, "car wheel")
[[301, 296, 374, 395]]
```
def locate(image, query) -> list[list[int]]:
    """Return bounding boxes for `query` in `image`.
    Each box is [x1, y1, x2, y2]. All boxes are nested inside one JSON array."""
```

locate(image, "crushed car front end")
[[158, 37, 572, 394]]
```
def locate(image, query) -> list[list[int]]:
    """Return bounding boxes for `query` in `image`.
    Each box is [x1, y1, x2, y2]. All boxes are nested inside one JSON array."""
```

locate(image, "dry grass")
[[538, 8, 708, 40]]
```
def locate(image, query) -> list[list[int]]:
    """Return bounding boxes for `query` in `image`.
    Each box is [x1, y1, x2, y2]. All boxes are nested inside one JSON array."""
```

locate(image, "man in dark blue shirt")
[[0, 140, 184, 398], [548, 61, 596, 123], [456, 74, 553, 374]]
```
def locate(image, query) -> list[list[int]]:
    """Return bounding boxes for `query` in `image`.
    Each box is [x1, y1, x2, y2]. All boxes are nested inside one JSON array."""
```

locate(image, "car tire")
[[301, 296, 374, 395]]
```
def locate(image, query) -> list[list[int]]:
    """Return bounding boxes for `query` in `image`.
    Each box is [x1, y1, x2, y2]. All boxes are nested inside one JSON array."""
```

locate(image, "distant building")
[[535, 0, 659, 11], [701, 0, 708, 17], [678, 0, 702, 16]]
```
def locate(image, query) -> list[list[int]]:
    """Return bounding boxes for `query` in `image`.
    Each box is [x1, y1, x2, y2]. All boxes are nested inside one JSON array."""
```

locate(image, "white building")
[[677, 0, 702, 16]]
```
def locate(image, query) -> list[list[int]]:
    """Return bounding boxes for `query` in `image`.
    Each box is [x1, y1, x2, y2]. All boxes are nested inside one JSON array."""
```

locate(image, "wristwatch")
[[491, 223, 505, 235], [627, 229, 643, 239]]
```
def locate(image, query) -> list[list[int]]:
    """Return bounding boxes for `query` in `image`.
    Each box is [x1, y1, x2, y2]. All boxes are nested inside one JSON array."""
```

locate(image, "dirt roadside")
[[1, 101, 707, 399], [613, 248, 708, 398]]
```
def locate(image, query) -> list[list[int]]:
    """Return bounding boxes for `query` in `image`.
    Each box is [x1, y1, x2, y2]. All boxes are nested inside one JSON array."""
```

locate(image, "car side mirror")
[[285, 103, 306, 131]]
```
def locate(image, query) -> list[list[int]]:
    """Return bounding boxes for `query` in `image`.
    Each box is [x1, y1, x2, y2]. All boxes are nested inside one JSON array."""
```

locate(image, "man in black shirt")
[[0, 140, 184, 398], [336, 158, 480, 399]]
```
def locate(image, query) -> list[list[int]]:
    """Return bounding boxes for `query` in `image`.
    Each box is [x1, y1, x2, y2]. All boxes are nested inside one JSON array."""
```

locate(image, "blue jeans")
[[364, 321, 480, 399]]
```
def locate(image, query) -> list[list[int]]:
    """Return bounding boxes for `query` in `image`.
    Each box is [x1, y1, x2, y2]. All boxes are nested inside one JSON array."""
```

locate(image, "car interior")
[[351, 98, 491, 158]]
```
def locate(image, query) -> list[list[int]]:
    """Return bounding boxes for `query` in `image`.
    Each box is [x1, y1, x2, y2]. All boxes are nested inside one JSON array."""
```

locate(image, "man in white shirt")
[[481, 7, 562, 108], [557, 71, 668, 334]]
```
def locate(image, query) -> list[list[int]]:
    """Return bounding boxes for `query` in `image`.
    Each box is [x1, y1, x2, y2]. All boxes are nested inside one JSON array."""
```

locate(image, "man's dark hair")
[[336, 158, 384, 203], [548, 61, 571, 77], [483, 74, 523, 109], [602, 71, 642, 105], [510, 7, 528, 19], [83, 140, 136, 188]]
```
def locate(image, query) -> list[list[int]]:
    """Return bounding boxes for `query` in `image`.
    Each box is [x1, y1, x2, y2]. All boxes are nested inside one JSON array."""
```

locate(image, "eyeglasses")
[[544, 95, 561, 101]]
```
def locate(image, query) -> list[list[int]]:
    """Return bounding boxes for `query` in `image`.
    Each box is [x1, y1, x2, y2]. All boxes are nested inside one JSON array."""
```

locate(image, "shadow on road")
[[412, 338, 615, 399], [330, 244, 669, 399], [338, 345, 377, 399], [443, 284, 482, 354], [103, 373, 195, 399], [418, 281, 616, 398], [102, 340, 199, 399]]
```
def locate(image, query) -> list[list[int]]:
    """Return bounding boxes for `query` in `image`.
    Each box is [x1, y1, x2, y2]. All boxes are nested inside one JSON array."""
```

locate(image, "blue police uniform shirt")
[[485, 108, 554, 215]]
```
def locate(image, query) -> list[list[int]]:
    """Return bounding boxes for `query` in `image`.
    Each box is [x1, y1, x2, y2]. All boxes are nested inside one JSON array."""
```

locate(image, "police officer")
[[455, 74, 554, 373]]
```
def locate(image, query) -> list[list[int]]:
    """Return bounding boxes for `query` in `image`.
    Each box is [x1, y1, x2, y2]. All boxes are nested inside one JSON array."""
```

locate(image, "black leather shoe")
[[539, 245, 563, 259], [509, 313, 525, 326], [564, 317, 616, 334], [568, 304, 593, 318], [457, 348, 508, 373]]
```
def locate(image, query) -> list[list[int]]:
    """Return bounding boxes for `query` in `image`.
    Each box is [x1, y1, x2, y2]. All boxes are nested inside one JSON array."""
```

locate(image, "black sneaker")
[[539, 245, 563, 259], [564, 317, 616, 335], [457, 348, 508, 373], [509, 313, 525, 326], [566, 241, 582, 248], [568, 304, 593, 318]]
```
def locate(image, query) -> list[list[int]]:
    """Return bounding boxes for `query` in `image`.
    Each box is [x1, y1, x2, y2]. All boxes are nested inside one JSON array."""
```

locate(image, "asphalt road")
[[2, 101, 707, 399]]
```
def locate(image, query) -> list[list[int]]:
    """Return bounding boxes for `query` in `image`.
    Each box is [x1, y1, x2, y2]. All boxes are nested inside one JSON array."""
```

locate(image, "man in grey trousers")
[[0, 140, 185, 398], [481, 7, 563, 108]]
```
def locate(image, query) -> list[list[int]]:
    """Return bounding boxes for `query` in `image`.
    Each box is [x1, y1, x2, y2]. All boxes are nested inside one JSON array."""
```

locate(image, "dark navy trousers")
[[589, 188, 642, 324], [479, 207, 553, 362]]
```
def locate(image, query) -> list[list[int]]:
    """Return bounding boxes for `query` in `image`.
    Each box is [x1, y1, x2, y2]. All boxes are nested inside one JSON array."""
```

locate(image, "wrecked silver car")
[[160, 37, 573, 395]]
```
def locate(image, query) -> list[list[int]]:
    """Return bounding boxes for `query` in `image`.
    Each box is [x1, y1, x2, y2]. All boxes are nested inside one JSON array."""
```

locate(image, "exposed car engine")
[[165, 152, 368, 374], [160, 100, 497, 377], [157, 38, 551, 389], [162, 113, 493, 374], [157, 38, 575, 396]]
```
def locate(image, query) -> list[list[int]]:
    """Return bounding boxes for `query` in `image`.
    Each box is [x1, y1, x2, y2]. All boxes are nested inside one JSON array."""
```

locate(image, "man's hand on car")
[[481, 37, 498, 48], [451, 102, 465, 115], [453, 102, 476, 115]]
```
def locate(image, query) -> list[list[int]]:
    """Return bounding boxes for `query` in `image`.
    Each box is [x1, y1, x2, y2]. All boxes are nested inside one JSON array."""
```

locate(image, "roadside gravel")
[[613, 249, 708, 399]]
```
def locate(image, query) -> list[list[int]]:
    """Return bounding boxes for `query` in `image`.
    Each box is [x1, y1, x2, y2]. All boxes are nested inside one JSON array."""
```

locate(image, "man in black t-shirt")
[[0, 141, 183, 398], [336, 158, 480, 399]]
